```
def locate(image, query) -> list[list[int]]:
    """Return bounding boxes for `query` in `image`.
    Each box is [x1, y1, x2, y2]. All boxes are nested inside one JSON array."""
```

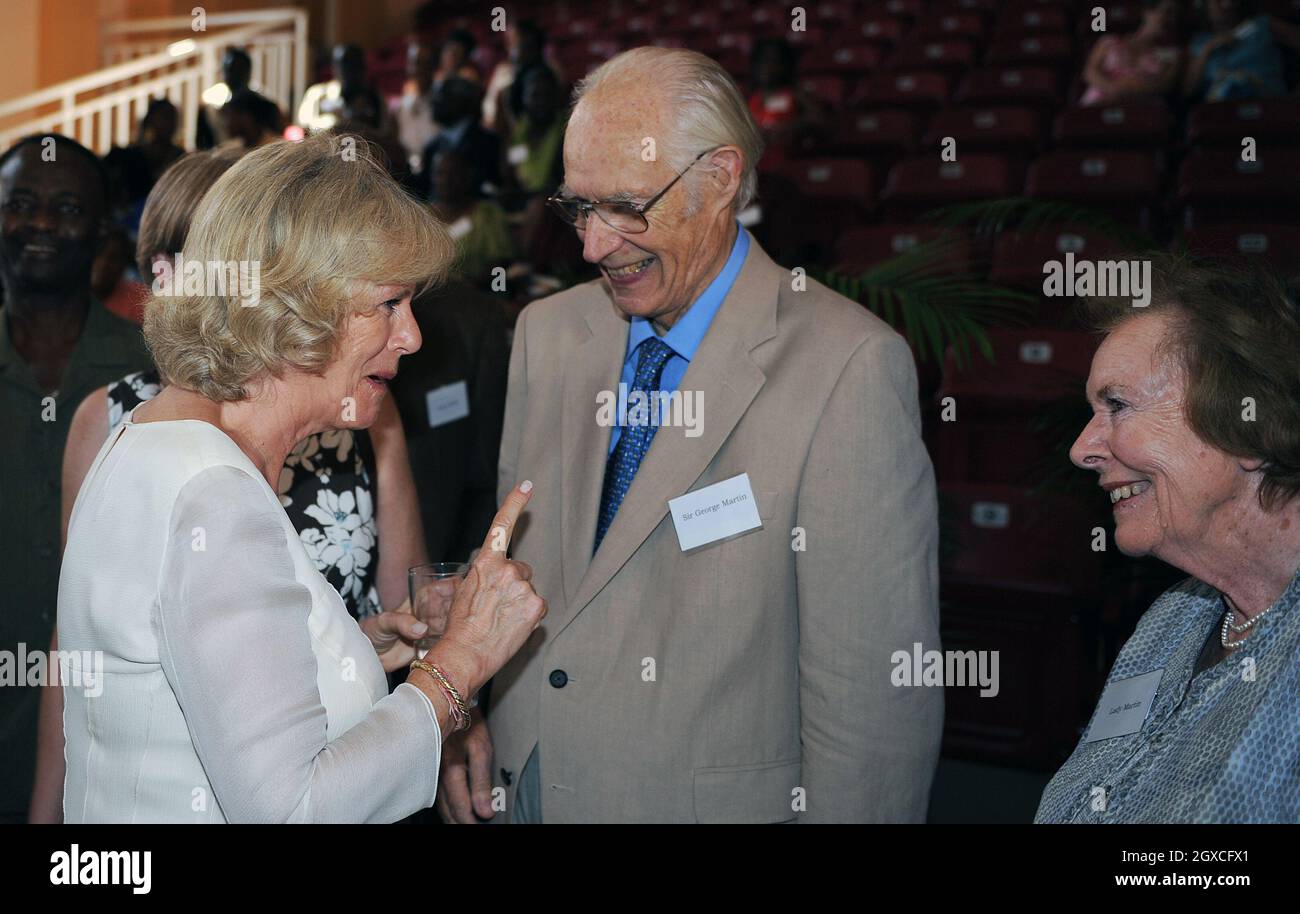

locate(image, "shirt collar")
[[624, 223, 750, 365]]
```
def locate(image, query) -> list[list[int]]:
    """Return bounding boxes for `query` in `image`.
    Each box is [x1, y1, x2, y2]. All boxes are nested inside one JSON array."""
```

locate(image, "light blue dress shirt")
[[608, 224, 749, 453]]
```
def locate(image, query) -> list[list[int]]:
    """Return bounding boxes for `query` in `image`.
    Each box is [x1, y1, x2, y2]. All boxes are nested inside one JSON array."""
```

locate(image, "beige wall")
[[0, 0, 41, 98]]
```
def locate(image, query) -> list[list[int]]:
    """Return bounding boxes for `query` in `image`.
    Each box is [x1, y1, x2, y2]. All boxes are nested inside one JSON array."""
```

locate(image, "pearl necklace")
[[1219, 598, 1276, 649]]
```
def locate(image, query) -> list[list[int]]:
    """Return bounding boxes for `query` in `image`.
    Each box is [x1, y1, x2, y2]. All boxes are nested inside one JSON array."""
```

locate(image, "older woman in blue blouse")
[[1037, 254, 1300, 823]]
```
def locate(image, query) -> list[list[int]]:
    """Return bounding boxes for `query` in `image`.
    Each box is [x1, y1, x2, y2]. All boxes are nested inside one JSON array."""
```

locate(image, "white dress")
[[58, 412, 442, 822]]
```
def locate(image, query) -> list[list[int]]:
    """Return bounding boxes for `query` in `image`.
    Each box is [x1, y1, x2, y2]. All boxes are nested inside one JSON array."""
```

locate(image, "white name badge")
[[668, 473, 762, 552], [425, 380, 470, 428], [507, 143, 529, 166], [447, 216, 473, 240], [1084, 669, 1163, 742]]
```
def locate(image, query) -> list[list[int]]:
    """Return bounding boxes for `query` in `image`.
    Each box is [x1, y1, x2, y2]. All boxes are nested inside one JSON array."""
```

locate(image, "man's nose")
[[580, 214, 624, 265], [1069, 413, 1108, 470], [24, 199, 58, 234]]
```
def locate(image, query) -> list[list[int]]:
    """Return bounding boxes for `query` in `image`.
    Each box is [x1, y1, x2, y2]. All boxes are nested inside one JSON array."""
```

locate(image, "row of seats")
[[759, 146, 1300, 235]]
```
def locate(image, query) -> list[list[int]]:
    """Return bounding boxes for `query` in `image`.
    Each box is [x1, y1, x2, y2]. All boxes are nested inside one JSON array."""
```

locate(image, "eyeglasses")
[[546, 148, 716, 235]]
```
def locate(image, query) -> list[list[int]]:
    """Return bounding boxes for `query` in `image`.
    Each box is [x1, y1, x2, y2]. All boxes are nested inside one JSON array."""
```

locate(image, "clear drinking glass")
[[408, 562, 470, 656]]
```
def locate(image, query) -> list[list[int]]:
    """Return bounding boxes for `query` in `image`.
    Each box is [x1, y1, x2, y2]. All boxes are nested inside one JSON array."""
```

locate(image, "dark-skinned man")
[[0, 134, 152, 822]]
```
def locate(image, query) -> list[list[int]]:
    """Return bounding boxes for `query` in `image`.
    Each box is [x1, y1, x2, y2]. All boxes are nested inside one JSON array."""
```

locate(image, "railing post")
[[293, 11, 307, 117]]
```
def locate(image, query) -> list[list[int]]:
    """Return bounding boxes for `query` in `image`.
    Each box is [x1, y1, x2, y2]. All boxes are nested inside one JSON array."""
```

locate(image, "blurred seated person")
[[437, 28, 482, 85], [484, 19, 561, 136], [419, 77, 501, 201], [1080, 0, 1183, 106], [135, 99, 185, 186], [1184, 0, 1300, 102], [91, 226, 148, 325], [395, 39, 439, 175], [219, 90, 285, 149], [431, 150, 515, 289], [299, 43, 386, 132], [746, 38, 832, 155], [197, 47, 273, 148], [388, 277, 510, 566], [503, 66, 567, 199], [102, 98, 185, 232], [1037, 254, 1300, 823]]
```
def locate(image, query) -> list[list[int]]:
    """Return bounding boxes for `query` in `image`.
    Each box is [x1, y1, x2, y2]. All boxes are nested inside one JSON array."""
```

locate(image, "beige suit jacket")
[[491, 230, 942, 822]]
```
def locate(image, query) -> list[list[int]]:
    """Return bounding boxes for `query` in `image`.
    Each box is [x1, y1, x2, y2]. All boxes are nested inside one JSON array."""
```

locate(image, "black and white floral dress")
[[106, 369, 384, 620]]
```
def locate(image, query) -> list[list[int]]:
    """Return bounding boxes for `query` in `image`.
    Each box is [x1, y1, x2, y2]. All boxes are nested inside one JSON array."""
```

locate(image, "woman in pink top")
[[1080, 0, 1184, 106]]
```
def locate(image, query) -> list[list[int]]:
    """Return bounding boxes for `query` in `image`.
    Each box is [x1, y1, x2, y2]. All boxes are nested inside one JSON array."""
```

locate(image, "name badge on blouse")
[[668, 473, 762, 552], [426, 380, 470, 428], [1084, 669, 1163, 742]]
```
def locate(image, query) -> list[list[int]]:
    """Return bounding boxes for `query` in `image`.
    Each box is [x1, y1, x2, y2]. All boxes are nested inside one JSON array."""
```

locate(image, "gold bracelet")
[[410, 659, 471, 732]]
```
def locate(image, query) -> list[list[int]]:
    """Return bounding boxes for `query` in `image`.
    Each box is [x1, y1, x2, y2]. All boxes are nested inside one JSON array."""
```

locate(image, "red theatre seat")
[[986, 32, 1074, 70], [775, 157, 875, 216], [935, 328, 1099, 485], [1180, 224, 1300, 271], [957, 66, 1061, 115], [833, 224, 975, 274], [940, 483, 1104, 595], [996, 5, 1071, 34], [876, 0, 927, 19], [1185, 98, 1300, 147], [989, 226, 1133, 295], [890, 38, 978, 75], [916, 12, 987, 43], [855, 70, 952, 114], [1054, 101, 1173, 149], [1026, 150, 1162, 229], [923, 106, 1043, 170], [798, 75, 848, 109], [857, 15, 907, 47], [1177, 148, 1300, 228], [880, 153, 1017, 220], [801, 109, 920, 173], [802, 44, 882, 77]]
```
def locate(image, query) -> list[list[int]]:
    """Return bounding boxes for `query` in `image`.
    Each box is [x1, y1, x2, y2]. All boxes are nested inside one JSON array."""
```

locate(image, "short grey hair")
[[572, 47, 764, 213]]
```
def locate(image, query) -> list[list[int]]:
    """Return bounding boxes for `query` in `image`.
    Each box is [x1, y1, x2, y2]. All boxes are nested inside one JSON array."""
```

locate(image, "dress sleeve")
[[156, 464, 442, 823]]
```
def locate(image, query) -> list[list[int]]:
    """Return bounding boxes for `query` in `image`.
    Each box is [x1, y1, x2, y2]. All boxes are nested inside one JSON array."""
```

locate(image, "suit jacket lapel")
[[558, 291, 627, 608], [554, 231, 781, 636]]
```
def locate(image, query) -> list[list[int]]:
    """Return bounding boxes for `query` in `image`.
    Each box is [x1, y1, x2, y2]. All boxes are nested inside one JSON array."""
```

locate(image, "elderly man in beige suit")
[[435, 47, 942, 823]]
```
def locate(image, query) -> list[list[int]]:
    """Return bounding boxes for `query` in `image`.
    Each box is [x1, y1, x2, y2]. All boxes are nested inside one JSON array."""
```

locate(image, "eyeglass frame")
[[545, 147, 719, 234]]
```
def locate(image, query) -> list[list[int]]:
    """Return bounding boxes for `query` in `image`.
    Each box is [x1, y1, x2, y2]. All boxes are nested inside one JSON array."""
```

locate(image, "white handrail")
[[0, 8, 307, 155]]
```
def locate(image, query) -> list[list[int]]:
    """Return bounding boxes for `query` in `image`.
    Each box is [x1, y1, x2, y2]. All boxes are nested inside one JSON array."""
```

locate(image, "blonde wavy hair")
[[143, 133, 454, 401]]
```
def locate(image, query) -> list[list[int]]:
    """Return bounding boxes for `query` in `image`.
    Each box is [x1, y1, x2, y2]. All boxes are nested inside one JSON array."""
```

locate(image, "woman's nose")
[[1069, 413, 1108, 470], [393, 304, 422, 355]]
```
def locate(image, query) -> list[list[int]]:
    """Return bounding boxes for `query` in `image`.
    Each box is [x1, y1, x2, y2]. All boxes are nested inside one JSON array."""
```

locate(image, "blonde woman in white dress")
[[58, 133, 546, 823]]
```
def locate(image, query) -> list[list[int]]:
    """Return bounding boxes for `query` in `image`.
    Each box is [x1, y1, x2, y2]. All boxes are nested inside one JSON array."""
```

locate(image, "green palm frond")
[[923, 197, 1159, 252], [817, 234, 1037, 369]]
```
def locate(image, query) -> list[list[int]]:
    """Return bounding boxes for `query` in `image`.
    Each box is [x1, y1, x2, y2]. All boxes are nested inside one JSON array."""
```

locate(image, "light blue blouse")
[[1036, 566, 1300, 823]]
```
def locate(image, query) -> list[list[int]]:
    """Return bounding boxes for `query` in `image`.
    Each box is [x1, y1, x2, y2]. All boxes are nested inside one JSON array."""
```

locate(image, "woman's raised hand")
[[426, 482, 548, 699]]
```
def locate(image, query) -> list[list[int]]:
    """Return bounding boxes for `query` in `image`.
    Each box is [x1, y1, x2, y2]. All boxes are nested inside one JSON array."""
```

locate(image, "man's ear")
[[706, 146, 743, 212]]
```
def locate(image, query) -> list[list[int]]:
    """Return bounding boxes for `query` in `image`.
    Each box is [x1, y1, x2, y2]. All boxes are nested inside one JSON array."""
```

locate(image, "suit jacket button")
[[549, 669, 568, 688]]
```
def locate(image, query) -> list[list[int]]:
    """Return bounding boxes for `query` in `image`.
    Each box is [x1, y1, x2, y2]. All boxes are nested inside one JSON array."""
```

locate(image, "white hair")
[[571, 47, 764, 214]]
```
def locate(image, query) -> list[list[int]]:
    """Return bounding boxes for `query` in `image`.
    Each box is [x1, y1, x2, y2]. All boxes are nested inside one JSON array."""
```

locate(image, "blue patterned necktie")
[[594, 336, 676, 552]]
